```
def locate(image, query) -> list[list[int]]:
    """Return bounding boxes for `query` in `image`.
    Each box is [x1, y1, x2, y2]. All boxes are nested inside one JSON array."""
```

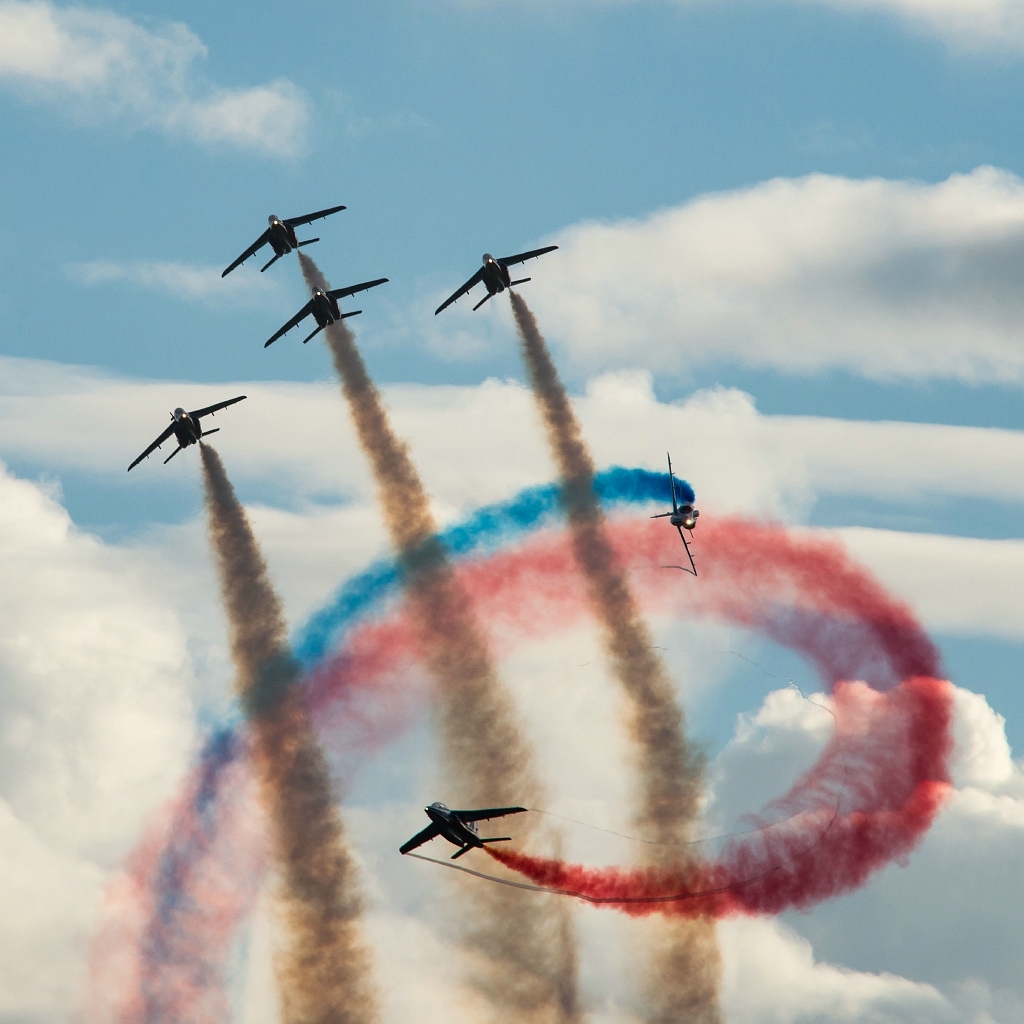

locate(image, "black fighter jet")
[[399, 802, 528, 860], [434, 245, 559, 314], [652, 452, 700, 575], [264, 278, 389, 347], [128, 395, 247, 471], [221, 205, 347, 277]]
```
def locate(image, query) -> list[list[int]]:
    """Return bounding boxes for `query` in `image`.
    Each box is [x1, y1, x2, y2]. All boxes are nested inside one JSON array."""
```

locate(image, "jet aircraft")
[[222, 205, 347, 277], [128, 395, 247, 471], [264, 278, 389, 347], [651, 452, 699, 575], [399, 802, 528, 860], [434, 245, 559, 314]]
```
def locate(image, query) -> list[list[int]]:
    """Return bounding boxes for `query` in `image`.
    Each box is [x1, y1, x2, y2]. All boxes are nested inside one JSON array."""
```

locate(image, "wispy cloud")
[[458, 0, 1024, 50], [0, 1, 309, 156], [65, 259, 283, 306]]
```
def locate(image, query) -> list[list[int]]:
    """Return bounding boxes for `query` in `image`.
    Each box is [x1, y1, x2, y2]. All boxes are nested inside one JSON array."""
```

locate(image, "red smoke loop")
[[87, 515, 955, 1015], [313, 516, 956, 918]]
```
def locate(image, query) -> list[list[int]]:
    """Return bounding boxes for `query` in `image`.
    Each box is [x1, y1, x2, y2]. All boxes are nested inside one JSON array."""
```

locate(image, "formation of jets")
[[128, 205, 562, 470], [126, 201, 704, 872]]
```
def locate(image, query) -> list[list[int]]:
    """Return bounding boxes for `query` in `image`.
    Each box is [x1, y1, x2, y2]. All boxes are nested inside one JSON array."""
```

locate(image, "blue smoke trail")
[[295, 466, 688, 663], [151, 465, 689, 973]]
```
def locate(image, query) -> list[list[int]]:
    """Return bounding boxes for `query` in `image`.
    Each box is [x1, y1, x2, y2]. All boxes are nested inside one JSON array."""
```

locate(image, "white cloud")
[[0, 1, 308, 156], [65, 259, 285, 306], [1, 363, 1024, 1022], [462, 0, 1024, 51], [0, 460, 206, 1022], [522, 166, 1024, 385]]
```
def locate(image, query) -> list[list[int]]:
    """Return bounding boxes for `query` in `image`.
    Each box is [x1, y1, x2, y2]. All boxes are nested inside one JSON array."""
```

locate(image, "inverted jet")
[[222, 205, 347, 277], [399, 802, 527, 860], [264, 278, 389, 347], [128, 395, 247, 471], [651, 452, 699, 575], [434, 245, 558, 315]]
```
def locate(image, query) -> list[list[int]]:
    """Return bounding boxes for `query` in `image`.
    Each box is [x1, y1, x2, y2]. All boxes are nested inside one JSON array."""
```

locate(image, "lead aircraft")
[[399, 802, 527, 860], [434, 245, 559, 314], [127, 395, 247, 471], [221, 205, 347, 277]]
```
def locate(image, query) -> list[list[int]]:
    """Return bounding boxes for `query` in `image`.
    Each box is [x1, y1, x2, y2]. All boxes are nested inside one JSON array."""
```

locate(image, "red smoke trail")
[[485, 674, 951, 916]]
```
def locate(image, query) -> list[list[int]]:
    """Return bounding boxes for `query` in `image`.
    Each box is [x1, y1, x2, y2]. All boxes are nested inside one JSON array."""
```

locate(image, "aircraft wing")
[[128, 422, 176, 472], [399, 823, 442, 855], [452, 806, 528, 824], [222, 230, 270, 278], [283, 204, 347, 228], [188, 395, 248, 419], [434, 268, 485, 315], [327, 278, 389, 301], [264, 300, 314, 348], [497, 245, 559, 268]]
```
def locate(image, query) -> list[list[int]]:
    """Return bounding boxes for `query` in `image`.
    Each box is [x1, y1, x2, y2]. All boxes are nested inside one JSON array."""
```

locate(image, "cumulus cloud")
[[702, 682, 1024, 1021], [1, 371, 1023, 1022], [0, 460, 204, 1022], [0, 1, 308, 155], [523, 166, 1024, 385], [65, 259, 285, 306]]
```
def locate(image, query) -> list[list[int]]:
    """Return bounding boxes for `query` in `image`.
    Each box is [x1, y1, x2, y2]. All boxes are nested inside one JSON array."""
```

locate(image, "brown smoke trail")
[[509, 291, 722, 1024], [299, 253, 580, 1024], [200, 443, 378, 1024]]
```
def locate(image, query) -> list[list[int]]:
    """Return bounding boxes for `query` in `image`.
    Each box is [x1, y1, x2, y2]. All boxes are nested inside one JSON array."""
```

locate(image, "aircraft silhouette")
[[399, 802, 527, 860], [128, 395, 247, 471], [434, 245, 558, 314], [652, 452, 699, 575], [264, 278, 389, 347], [222, 205, 346, 277]]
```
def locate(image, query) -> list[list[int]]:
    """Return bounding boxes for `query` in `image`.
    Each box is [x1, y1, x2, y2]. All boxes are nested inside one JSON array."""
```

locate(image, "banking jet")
[[434, 245, 559, 315], [222, 205, 347, 277], [399, 802, 528, 860], [651, 452, 700, 575], [128, 395, 247, 471], [264, 278, 389, 348]]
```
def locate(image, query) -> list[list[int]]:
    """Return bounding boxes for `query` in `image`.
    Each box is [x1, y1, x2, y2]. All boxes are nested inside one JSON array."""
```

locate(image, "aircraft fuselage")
[[171, 409, 202, 448], [671, 505, 698, 531], [424, 802, 484, 852], [268, 215, 300, 257], [481, 254, 512, 297], [311, 289, 343, 328]]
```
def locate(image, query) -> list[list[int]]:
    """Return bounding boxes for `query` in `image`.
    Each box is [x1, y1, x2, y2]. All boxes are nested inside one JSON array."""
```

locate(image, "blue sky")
[[4, 2, 1024, 1022], [4, 0, 1024, 397]]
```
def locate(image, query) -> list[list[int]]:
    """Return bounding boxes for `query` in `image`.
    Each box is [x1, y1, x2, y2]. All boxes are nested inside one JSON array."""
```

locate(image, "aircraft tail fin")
[[260, 252, 283, 273], [296, 237, 320, 248], [163, 445, 184, 465], [201, 428, 220, 438], [302, 324, 326, 344], [479, 837, 512, 845], [509, 277, 531, 286], [472, 292, 493, 311]]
